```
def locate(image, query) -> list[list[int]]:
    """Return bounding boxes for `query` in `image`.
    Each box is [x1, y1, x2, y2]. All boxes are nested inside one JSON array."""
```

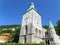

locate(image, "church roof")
[[23, 2, 41, 16]]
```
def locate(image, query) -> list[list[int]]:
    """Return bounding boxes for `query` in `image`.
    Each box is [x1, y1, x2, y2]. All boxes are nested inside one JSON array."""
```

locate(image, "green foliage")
[[0, 24, 21, 43], [56, 28, 60, 36], [0, 43, 47, 45], [56, 19, 60, 36], [57, 20, 60, 27], [13, 26, 21, 43], [43, 25, 48, 29], [0, 24, 20, 28]]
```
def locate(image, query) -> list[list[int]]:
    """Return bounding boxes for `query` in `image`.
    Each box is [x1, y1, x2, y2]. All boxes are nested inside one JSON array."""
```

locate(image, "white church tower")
[[19, 2, 43, 43]]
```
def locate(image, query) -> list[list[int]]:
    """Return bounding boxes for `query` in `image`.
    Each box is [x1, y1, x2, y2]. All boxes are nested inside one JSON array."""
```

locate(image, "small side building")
[[0, 33, 10, 43]]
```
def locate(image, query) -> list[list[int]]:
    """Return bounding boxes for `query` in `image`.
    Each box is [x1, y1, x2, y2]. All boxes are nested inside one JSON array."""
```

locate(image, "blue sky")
[[0, 0, 60, 26]]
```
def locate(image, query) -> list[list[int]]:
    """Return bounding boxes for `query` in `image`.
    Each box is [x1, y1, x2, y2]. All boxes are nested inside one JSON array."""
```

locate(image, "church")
[[19, 2, 60, 45]]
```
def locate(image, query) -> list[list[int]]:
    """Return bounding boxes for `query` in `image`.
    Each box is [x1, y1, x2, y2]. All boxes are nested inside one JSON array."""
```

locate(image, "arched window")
[[35, 28, 38, 36]]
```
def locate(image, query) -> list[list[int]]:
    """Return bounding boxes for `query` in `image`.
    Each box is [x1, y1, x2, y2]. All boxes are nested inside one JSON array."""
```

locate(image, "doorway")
[[46, 40, 50, 45]]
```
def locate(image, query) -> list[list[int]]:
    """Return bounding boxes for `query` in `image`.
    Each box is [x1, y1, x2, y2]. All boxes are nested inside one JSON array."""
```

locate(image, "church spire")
[[49, 20, 56, 35], [27, 2, 35, 11], [49, 21, 54, 29]]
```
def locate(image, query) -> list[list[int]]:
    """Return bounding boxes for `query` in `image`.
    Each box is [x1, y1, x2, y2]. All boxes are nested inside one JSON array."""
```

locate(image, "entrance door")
[[46, 40, 50, 45]]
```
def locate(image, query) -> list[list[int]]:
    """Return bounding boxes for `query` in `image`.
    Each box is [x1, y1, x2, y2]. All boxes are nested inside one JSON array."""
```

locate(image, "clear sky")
[[0, 0, 60, 26]]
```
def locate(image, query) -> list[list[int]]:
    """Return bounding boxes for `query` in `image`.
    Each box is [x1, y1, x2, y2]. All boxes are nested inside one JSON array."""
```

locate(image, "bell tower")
[[19, 2, 43, 43]]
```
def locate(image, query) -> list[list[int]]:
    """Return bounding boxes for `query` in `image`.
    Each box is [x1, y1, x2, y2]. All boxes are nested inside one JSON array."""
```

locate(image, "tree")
[[43, 25, 48, 29], [57, 20, 60, 27], [13, 25, 21, 43], [0, 24, 21, 43], [56, 20, 60, 36]]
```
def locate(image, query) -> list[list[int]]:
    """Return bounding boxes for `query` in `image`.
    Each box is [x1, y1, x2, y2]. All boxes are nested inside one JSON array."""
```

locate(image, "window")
[[50, 38, 53, 41], [25, 25, 28, 34], [45, 31, 49, 37], [37, 22, 38, 24], [39, 30, 41, 36], [25, 16, 29, 21], [35, 28, 38, 36], [45, 32, 48, 35]]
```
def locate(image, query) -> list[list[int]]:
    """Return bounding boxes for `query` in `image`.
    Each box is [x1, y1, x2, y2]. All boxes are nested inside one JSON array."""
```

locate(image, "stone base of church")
[[19, 35, 43, 43], [51, 43, 60, 45]]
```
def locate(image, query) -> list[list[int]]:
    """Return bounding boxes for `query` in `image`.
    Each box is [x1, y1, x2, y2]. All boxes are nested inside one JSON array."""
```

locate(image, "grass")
[[0, 43, 47, 45]]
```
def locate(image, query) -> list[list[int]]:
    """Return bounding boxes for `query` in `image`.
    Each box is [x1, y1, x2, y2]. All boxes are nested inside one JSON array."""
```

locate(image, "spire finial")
[[27, 2, 35, 11], [31, 2, 34, 6], [30, 2, 34, 8]]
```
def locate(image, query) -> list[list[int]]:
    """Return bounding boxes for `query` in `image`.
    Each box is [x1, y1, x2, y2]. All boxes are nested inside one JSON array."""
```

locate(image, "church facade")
[[19, 2, 60, 45]]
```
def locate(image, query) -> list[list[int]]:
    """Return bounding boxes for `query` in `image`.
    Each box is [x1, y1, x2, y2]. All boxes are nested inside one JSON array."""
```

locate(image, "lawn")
[[0, 43, 47, 45]]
